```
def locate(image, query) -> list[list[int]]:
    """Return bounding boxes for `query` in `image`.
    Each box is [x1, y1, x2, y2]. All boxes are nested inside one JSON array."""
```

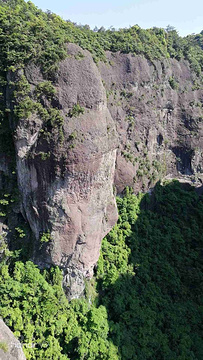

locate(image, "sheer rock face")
[[99, 52, 203, 193], [8, 44, 203, 298], [0, 319, 26, 360], [13, 44, 118, 298]]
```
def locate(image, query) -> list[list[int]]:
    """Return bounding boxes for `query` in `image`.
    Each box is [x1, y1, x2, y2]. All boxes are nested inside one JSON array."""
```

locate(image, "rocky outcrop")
[[3, 44, 203, 298], [0, 318, 26, 360], [99, 52, 203, 192], [12, 44, 118, 298]]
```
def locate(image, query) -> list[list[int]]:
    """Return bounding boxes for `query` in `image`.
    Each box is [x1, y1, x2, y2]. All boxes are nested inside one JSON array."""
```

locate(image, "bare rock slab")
[[0, 319, 26, 360]]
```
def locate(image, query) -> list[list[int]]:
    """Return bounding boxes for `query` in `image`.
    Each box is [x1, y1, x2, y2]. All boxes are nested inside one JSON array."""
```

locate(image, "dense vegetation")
[[0, 1, 202, 359], [97, 182, 203, 360], [0, 0, 203, 72], [0, 0, 203, 156], [0, 181, 202, 359]]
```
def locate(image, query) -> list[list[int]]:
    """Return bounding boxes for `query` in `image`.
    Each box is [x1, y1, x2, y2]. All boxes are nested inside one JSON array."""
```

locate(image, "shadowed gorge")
[[96, 182, 203, 359]]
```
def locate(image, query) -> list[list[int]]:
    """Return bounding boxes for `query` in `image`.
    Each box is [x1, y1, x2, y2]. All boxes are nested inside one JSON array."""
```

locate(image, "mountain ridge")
[[0, 0, 202, 298]]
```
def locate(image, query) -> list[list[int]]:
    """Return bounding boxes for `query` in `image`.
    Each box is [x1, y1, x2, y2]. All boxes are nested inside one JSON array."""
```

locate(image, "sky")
[[29, 0, 203, 37]]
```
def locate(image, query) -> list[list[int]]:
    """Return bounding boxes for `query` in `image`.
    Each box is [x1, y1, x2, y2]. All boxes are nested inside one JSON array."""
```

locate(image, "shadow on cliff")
[[95, 181, 203, 360]]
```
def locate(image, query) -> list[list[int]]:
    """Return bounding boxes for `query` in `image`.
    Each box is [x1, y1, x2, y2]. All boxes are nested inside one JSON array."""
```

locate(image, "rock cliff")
[[11, 44, 118, 298], [1, 44, 203, 298], [99, 52, 203, 193], [0, 318, 26, 360]]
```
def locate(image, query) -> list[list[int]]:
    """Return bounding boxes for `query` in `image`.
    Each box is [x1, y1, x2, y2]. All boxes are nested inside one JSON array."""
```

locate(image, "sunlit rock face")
[[13, 44, 118, 298], [7, 43, 203, 298]]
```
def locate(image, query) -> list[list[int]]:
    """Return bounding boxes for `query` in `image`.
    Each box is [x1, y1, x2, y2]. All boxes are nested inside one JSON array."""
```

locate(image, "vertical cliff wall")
[[2, 44, 203, 298], [12, 44, 118, 298], [98, 52, 203, 193]]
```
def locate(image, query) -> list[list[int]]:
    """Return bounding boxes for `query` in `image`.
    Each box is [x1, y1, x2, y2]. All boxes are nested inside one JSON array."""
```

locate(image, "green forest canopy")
[[0, 0, 203, 74], [0, 181, 202, 359], [0, 0, 203, 152], [0, 1, 202, 359], [0, 0, 203, 154]]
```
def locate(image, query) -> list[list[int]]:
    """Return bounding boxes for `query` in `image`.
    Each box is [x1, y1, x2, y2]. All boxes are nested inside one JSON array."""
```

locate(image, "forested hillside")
[[0, 0, 203, 73], [0, 181, 202, 359], [0, 1, 203, 359]]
